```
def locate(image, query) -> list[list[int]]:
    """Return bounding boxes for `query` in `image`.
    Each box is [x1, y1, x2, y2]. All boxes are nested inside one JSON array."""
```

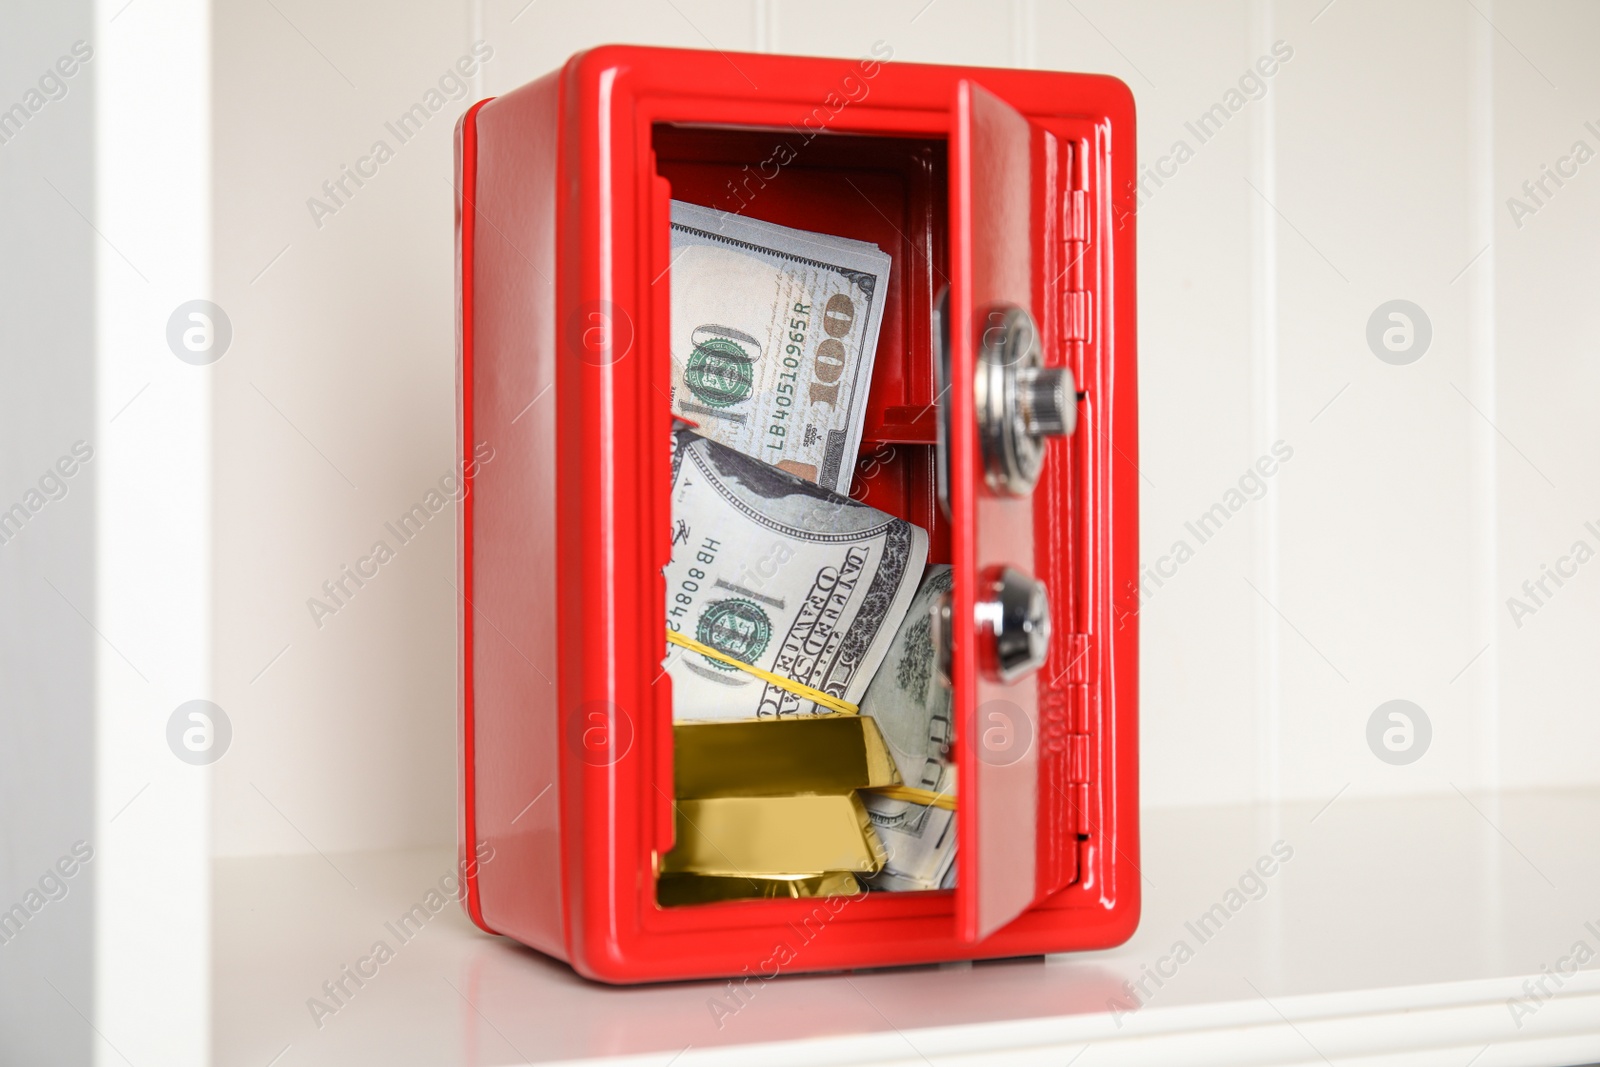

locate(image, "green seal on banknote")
[[684, 337, 755, 408], [695, 598, 772, 670]]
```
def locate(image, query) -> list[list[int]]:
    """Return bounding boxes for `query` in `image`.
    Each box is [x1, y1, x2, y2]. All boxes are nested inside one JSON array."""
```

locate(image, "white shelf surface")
[[216, 789, 1600, 1067]]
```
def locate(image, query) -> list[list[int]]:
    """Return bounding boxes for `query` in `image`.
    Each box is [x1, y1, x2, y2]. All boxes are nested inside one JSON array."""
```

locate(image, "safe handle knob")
[[935, 293, 1077, 512], [933, 566, 1053, 686], [977, 566, 1053, 683], [975, 305, 1076, 497], [1017, 364, 1074, 437]]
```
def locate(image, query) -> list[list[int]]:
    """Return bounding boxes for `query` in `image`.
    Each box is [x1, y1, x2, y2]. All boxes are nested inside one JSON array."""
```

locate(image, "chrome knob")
[[933, 293, 1076, 513], [974, 306, 1075, 497], [976, 566, 1052, 683], [1017, 365, 1075, 437]]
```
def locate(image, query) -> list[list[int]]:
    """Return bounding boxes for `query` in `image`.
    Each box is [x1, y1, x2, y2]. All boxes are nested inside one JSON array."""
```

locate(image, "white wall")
[[2, 2, 214, 1064], [1, 8, 99, 1062], [208, 0, 1600, 857], [95, 0, 216, 1061]]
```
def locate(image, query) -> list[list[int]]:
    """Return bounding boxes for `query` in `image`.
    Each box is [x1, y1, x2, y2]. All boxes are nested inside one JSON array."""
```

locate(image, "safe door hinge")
[[1060, 290, 1092, 344], [1059, 187, 1092, 345], [1061, 632, 1094, 841], [1039, 633, 1095, 894], [1060, 631, 1094, 687], [1062, 188, 1090, 245], [1067, 732, 1092, 785], [1057, 632, 1094, 743]]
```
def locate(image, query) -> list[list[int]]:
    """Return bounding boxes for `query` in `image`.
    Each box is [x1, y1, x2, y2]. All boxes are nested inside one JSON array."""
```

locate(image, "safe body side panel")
[[459, 70, 568, 959]]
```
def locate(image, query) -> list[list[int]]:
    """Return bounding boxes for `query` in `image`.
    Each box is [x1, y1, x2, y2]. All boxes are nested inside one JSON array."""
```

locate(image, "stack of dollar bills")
[[660, 204, 956, 899]]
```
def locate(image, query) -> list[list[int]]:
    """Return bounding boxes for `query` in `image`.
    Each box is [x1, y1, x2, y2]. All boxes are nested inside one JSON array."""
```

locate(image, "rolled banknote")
[[665, 422, 927, 722], [669, 200, 891, 496], [859, 565, 959, 891]]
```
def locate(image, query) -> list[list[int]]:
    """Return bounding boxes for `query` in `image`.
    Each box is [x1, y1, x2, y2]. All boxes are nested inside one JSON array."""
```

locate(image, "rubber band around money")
[[665, 629, 859, 715], [859, 784, 957, 812]]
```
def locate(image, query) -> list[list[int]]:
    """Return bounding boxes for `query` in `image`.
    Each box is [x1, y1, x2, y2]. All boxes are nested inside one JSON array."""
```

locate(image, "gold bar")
[[656, 871, 862, 906], [662, 793, 886, 875], [672, 715, 900, 798]]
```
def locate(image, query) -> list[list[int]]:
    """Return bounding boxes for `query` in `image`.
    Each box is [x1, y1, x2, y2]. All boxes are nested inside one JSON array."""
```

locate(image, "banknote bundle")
[[663, 422, 927, 722], [669, 201, 891, 495]]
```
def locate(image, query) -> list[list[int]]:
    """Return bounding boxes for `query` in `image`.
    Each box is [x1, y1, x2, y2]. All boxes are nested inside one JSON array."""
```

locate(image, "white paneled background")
[[205, 0, 1600, 859]]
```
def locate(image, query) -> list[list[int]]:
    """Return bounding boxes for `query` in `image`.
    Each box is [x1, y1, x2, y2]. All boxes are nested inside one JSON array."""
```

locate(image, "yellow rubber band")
[[860, 784, 957, 811], [665, 629, 859, 715]]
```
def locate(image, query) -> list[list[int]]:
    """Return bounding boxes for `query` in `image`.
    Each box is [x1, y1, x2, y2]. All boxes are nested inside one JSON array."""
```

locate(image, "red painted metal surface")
[[454, 97, 489, 934], [457, 44, 1139, 984], [455, 73, 568, 958], [949, 79, 1041, 943]]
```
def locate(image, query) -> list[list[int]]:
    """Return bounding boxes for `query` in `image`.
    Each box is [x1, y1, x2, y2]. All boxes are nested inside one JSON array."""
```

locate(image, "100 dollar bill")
[[664, 423, 927, 722], [669, 200, 891, 496]]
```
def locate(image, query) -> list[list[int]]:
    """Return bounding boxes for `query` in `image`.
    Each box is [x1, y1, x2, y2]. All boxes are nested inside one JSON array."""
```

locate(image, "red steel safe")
[[455, 44, 1139, 983]]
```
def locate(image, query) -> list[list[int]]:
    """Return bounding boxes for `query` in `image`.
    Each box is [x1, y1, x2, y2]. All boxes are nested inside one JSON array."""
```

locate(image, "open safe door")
[[942, 79, 1078, 943]]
